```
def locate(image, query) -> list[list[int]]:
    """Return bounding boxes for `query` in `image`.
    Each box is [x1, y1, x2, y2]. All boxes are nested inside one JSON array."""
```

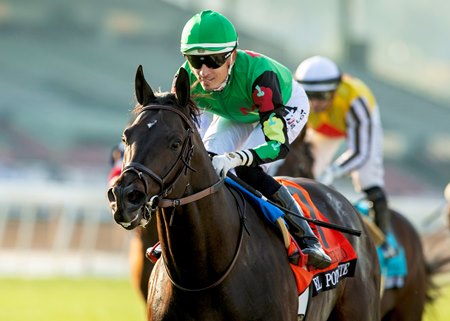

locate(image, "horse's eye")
[[122, 128, 133, 145], [171, 139, 182, 150]]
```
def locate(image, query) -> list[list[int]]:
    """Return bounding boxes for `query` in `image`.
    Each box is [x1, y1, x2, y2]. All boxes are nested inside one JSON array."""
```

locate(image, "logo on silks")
[[252, 85, 274, 112], [284, 106, 300, 129], [311, 260, 357, 296]]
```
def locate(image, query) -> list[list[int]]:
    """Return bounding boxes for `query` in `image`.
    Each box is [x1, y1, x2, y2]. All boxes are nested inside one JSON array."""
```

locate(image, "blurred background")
[[0, 0, 449, 318]]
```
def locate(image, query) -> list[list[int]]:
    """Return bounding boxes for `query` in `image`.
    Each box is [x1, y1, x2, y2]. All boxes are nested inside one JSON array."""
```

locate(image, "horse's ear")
[[174, 68, 190, 108], [135, 65, 156, 106]]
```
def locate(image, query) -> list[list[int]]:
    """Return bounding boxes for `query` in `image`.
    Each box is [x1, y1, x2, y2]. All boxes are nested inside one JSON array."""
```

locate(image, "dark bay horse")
[[276, 132, 441, 321], [108, 65, 380, 320]]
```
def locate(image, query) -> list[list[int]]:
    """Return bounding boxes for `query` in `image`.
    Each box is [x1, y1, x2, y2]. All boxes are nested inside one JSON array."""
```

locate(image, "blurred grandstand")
[[0, 0, 449, 276]]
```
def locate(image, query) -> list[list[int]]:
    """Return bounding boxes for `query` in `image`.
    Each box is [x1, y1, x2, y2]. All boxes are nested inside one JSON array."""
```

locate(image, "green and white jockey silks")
[[179, 49, 309, 169], [181, 10, 238, 55]]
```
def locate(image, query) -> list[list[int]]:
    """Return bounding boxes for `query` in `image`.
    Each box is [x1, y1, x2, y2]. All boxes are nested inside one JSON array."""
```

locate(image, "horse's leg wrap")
[[270, 185, 332, 269]]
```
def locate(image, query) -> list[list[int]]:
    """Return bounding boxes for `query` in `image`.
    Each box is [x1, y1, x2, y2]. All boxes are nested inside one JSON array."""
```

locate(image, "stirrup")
[[288, 247, 301, 265], [303, 248, 332, 269], [302, 238, 332, 269]]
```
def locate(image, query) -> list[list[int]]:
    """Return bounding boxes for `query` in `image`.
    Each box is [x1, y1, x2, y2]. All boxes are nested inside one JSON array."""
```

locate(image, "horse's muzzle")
[[107, 184, 147, 230]]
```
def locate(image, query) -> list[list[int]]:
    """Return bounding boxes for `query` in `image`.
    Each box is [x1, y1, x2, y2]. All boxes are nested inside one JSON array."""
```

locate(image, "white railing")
[[0, 177, 446, 277], [0, 179, 131, 277]]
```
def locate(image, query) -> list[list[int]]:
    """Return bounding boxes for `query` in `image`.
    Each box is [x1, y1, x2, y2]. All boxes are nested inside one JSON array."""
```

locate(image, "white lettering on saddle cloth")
[[311, 261, 357, 296]]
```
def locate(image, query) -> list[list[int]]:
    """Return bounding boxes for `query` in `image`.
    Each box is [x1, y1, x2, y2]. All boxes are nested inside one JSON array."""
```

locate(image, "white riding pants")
[[198, 81, 310, 172]]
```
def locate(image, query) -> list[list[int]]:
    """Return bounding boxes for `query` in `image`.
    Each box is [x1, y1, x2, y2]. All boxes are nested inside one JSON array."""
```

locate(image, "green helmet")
[[180, 10, 238, 55]]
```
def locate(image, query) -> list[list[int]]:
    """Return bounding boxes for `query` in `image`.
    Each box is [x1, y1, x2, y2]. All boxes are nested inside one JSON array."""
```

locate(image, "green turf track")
[[1, 277, 449, 320], [0, 277, 146, 321]]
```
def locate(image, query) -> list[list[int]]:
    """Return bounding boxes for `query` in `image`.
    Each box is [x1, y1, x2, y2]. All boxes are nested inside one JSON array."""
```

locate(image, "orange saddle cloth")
[[277, 178, 358, 296]]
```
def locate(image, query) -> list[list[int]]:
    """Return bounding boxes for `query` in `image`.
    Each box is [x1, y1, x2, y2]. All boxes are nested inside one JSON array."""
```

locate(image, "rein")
[[163, 185, 247, 292], [122, 104, 245, 291]]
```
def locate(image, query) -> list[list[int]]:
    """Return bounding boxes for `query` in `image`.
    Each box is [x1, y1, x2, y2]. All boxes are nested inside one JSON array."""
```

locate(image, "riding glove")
[[317, 165, 344, 186], [212, 150, 253, 177]]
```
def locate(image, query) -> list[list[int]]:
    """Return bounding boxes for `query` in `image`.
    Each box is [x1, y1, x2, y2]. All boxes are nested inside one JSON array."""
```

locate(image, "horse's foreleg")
[[129, 230, 147, 301]]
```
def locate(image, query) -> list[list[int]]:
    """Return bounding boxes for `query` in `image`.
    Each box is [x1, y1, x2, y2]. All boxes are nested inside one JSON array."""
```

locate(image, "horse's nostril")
[[107, 188, 115, 202], [127, 190, 145, 205]]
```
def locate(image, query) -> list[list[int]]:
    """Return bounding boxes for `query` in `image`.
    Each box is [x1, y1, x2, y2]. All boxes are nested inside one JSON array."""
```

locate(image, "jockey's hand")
[[211, 151, 253, 177], [317, 165, 341, 186]]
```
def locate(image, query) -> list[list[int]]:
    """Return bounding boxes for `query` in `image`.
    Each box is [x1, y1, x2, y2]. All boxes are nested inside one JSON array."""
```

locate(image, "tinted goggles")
[[185, 51, 233, 69], [306, 91, 334, 101]]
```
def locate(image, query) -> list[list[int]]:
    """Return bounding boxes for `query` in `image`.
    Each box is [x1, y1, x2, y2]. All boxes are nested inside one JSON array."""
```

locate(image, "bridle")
[[118, 105, 224, 221], [117, 104, 245, 292]]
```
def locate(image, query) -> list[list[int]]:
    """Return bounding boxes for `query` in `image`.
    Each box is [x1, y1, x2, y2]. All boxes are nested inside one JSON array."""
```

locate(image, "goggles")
[[185, 50, 233, 69], [305, 91, 334, 101]]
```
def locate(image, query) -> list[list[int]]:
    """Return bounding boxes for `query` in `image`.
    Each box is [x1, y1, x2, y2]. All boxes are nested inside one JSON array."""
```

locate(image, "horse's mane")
[[133, 91, 201, 127]]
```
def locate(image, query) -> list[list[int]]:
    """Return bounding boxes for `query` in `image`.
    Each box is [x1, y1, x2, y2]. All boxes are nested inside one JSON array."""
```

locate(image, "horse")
[[275, 131, 442, 320], [107, 65, 381, 320]]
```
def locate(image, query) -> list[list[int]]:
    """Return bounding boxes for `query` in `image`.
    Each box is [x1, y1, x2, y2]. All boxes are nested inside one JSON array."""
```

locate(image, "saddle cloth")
[[354, 200, 408, 289], [378, 232, 408, 289], [227, 178, 358, 296]]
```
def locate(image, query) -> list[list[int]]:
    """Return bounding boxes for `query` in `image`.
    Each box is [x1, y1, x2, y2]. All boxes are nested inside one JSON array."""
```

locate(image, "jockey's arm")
[[247, 71, 290, 166], [333, 97, 372, 174]]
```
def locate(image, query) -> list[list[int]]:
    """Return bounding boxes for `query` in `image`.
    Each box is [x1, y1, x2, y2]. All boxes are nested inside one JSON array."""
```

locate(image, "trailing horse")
[[275, 132, 445, 321], [108, 66, 381, 320]]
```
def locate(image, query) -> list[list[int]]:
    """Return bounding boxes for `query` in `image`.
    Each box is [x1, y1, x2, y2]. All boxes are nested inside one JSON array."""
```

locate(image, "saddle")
[[227, 177, 358, 296]]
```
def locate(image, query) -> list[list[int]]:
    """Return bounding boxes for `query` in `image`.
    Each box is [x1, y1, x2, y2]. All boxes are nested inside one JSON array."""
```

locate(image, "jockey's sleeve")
[[333, 97, 371, 173], [246, 71, 290, 166]]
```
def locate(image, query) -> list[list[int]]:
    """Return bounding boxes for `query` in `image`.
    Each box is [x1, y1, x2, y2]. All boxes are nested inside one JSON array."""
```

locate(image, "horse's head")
[[107, 65, 199, 230]]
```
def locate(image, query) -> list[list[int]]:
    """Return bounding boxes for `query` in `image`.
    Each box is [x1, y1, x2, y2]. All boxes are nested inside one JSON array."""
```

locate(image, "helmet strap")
[[212, 51, 235, 92]]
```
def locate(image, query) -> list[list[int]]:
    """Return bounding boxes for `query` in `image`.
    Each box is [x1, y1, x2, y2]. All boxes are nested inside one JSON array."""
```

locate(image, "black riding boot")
[[365, 186, 396, 259], [270, 185, 332, 269]]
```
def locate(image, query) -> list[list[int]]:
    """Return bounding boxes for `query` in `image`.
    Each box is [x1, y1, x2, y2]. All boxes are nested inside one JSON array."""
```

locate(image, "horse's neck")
[[157, 171, 242, 283]]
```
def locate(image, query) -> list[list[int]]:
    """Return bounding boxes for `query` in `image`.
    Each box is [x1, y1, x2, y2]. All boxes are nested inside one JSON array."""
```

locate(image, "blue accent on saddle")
[[354, 200, 370, 216], [353, 200, 407, 278], [225, 177, 284, 225]]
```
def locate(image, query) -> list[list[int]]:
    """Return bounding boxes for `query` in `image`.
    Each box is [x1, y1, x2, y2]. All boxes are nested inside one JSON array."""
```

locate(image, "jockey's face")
[[188, 51, 235, 91], [307, 91, 335, 113]]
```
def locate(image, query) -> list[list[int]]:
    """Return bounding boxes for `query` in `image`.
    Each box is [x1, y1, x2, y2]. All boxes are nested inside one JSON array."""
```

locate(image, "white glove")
[[317, 165, 342, 186], [212, 150, 253, 177]]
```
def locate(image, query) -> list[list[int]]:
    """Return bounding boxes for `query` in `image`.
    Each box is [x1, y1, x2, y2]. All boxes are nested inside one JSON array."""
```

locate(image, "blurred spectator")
[[108, 142, 124, 186]]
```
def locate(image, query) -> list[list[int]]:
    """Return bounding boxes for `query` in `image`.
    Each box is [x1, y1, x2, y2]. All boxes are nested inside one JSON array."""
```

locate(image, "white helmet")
[[294, 56, 342, 92]]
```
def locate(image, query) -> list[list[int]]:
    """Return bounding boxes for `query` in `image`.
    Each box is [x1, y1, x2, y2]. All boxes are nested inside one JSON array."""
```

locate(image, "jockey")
[[294, 55, 396, 258], [176, 10, 331, 269]]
